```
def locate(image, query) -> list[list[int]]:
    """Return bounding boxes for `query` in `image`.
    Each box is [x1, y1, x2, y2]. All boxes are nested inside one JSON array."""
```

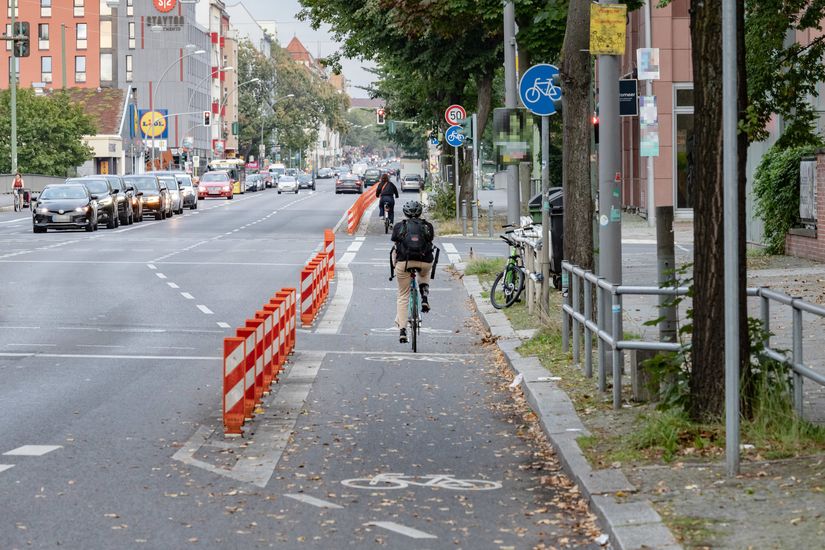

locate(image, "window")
[[125, 54, 132, 82], [126, 0, 133, 17], [128, 22, 135, 49], [75, 55, 86, 83], [7, 0, 18, 17], [100, 21, 112, 49], [99, 0, 111, 16], [100, 53, 112, 81], [38, 24, 49, 50], [673, 84, 695, 210], [74, 0, 84, 17], [41, 56, 52, 83], [40, 0, 51, 17], [76, 23, 87, 50], [4, 24, 10, 52]]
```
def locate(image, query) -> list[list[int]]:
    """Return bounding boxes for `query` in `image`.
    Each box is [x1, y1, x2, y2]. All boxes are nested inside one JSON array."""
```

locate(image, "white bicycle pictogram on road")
[[341, 473, 502, 491], [523, 78, 562, 105]]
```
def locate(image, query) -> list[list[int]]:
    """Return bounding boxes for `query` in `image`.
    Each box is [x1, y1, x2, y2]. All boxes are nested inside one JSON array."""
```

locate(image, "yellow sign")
[[140, 111, 167, 138], [590, 4, 627, 56]]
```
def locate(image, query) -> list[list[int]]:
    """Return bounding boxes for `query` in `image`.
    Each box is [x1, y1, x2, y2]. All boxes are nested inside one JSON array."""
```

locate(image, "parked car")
[[155, 174, 182, 215], [66, 177, 119, 228], [32, 184, 99, 233], [317, 167, 334, 179], [285, 168, 299, 178], [401, 174, 423, 192], [154, 171, 197, 210], [246, 174, 265, 192], [297, 173, 315, 190], [198, 171, 234, 200], [363, 168, 382, 187], [123, 174, 169, 220], [257, 171, 273, 188], [277, 176, 298, 194], [99, 175, 135, 225], [335, 174, 363, 194]]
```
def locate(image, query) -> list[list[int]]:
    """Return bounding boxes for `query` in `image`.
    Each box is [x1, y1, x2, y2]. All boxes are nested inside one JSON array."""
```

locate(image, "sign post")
[[445, 124, 465, 224]]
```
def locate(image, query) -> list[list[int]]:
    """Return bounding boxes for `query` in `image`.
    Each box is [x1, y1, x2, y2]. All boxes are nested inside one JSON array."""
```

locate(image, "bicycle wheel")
[[384, 216, 390, 234], [341, 477, 407, 490], [524, 87, 540, 104], [490, 265, 525, 309], [409, 288, 420, 353], [438, 478, 503, 491]]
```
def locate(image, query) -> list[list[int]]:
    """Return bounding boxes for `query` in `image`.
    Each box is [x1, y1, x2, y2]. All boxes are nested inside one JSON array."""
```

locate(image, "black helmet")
[[402, 201, 423, 218]]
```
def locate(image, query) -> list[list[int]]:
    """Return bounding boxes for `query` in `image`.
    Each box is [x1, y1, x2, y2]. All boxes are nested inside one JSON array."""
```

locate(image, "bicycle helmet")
[[402, 200, 423, 218]]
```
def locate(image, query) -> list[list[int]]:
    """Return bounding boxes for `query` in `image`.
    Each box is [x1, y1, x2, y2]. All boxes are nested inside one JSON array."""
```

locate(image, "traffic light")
[[203, 111, 211, 126], [551, 73, 563, 114], [458, 116, 473, 144], [13, 22, 29, 58], [376, 108, 385, 125], [592, 115, 600, 145]]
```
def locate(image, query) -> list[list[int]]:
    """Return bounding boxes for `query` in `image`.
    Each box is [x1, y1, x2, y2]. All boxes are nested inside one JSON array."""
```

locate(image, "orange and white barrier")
[[235, 326, 258, 420], [346, 191, 378, 234], [324, 229, 335, 281], [300, 252, 330, 327], [222, 337, 246, 435]]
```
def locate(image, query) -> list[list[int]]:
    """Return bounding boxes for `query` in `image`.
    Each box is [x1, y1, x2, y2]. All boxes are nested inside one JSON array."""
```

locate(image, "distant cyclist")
[[376, 173, 399, 225], [391, 200, 435, 343], [12, 172, 24, 211]]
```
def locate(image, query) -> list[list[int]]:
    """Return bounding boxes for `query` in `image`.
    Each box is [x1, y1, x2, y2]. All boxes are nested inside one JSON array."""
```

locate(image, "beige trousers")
[[394, 259, 432, 328]]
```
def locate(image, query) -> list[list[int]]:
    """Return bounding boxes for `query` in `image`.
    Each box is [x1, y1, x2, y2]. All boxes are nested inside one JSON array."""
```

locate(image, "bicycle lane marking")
[[442, 242, 461, 264], [364, 522, 437, 540]]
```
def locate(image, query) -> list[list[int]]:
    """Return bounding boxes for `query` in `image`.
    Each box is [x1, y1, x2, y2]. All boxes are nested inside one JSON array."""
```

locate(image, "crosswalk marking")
[[3, 445, 63, 457]]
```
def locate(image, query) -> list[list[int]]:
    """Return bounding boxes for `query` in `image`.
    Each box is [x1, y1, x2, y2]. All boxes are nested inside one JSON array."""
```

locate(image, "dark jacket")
[[391, 218, 435, 263], [376, 180, 399, 199]]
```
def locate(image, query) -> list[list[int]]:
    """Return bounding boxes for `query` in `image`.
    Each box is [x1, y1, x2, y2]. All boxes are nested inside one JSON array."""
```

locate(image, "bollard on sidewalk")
[[461, 200, 467, 236], [488, 201, 494, 239]]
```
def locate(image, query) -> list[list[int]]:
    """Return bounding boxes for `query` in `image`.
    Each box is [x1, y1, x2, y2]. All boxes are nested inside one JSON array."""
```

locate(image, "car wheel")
[[156, 211, 163, 220], [294, 189, 298, 194], [277, 190, 281, 194], [107, 211, 117, 229], [93, 219, 99, 231], [190, 203, 197, 210]]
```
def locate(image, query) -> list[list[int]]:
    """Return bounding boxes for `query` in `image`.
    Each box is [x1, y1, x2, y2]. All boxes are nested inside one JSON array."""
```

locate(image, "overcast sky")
[[240, 0, 375, 98]]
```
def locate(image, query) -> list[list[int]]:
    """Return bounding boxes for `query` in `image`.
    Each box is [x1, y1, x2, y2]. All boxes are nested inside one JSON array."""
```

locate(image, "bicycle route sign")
[[519, 63, 562, 116], [444, 104, 466, 125], [445, 125, 465, 147]]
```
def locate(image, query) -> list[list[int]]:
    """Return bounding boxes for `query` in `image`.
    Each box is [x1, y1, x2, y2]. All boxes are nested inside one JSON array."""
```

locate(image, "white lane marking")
[[284, 494, 343, 509], [0, 218, 27, 224], [147, 264, 157, 270], [0, 352, 219, 360], [155, 273, 167, 279], [443, 242, 458, 254], [167, 282, 179, 289], [216, 322, 231, 328], [442, 242, 462, 264], [346, 241, 363, 252], [3, 445, 63, 457], [173, 352, 325, 488], [0, 464, 14, 473], [77, 344, 125, 349], [180, 292, 194, 300], [5, 343, 56, 347], [196, 304, 214, 315], [355, 236, 366, 242], [315, 268, 352, 335], [338, 252, 356, 266], [365, 522, 437, 540], [676, 244, 690, 252]]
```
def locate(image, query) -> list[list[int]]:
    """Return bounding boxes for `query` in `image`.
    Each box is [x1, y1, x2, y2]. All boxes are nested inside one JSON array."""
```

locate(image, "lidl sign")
[[139, 109, 168, 139]]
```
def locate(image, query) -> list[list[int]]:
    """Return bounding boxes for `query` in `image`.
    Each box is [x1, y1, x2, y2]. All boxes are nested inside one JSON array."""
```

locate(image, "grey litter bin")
[[528, 188, 564, 288]]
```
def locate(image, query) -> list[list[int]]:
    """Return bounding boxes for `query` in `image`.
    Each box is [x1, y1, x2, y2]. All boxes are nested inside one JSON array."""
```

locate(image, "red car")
[[198, 171, 234, 200]]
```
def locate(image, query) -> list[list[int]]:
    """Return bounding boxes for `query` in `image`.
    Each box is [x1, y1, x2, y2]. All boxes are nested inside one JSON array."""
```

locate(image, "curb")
[[461, 273, 682, 550]]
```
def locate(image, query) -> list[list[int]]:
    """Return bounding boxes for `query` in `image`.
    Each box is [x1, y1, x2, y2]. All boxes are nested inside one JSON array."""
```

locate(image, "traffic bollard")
[[488, 201, 494, 239], [461, 200, 467, 236]]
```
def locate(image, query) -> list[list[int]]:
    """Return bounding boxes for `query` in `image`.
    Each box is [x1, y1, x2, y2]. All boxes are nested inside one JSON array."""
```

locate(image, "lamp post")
[[149, 46, 206, 170]]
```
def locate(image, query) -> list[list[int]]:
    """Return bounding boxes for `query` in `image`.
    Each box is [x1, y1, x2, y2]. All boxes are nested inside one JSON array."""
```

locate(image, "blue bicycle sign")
[[519, 64, 562, 116], [445, 125, 465, 147]]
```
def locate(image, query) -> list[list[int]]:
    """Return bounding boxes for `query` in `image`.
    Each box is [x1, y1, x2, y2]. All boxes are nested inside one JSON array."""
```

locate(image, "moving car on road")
[[363, 168, 382, 188], [198, 171, 234, 200], [154, 171, 197, 210], [123, 174, 169, 220], [401, 174, 423, 192], [66, 176, 119, 228], [335, 173, 363, 194], [32, 184, 99, 233], [277, 176, 298, 194], [246, 174, 265, 192], [317, 167, 334, 179], [297, 173, 315, 191], [156, 174, 183, 215], [99, 175, 135, 226]]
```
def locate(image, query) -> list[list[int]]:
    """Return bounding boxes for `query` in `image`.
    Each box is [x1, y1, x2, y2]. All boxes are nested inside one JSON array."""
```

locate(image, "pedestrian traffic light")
[[203, 111, 211, 127], [376, 108, 385, 125], [592, 115, 600, 145], [13, 22, 30, 58]]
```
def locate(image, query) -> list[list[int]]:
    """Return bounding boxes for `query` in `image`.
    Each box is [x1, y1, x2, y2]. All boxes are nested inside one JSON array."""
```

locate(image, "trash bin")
[[528, 187, 562, 225], [527, 188, 564, 288]]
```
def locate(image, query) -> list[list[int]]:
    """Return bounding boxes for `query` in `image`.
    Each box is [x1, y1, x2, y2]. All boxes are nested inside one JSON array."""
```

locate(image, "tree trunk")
[[559, 0, 593, 270], [689, 0, 726, 422], [459, 72, 494, 207]]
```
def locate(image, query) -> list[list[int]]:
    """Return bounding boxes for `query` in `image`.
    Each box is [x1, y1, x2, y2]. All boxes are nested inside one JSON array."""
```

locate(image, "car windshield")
[[298, 175, 311, 182], [366, 170, 380, 176], [124, 177, 158, 191], [202, 173, 229, 182], [105, 177, 122, 191], [176, 176, 192, 187], [41, 186, 86, 200], [280, 177, 296, 183], [160, 177, 178, 190], [73, 179, 108, 194]]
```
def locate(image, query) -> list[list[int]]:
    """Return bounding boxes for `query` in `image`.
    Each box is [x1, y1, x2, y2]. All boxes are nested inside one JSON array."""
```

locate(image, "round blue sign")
[[519, 64, 562, 116], [445, 125, 465, 147]]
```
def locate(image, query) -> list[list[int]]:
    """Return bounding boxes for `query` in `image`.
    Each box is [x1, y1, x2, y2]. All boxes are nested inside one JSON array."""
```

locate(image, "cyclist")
[[375, 173, 399, 225], [391, 200, 435, 343], [12, 172, 24, 211]]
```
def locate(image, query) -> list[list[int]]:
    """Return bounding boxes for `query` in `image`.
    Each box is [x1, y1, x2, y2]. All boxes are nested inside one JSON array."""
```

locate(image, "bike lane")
[[243, 220, 605, 548]]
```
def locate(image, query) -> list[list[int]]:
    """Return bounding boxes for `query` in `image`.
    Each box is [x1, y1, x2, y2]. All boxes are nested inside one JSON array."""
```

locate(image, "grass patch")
[[431, 212, 508, 236], [465, 257, 506, 276], [664, 515, 725, 548]]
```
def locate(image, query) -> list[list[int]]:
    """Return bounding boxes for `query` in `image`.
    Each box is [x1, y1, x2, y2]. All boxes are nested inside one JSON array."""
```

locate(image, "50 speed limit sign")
[[444, 104, 466, 125]]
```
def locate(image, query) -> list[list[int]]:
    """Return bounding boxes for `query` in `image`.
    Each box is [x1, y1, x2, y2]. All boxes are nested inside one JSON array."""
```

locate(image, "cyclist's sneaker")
[[399, 328, 408, 343], [421, 295, 430, 313]]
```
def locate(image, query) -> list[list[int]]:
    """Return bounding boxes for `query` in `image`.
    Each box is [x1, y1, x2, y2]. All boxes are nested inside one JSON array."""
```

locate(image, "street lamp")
[[150, 48, 206, 169]]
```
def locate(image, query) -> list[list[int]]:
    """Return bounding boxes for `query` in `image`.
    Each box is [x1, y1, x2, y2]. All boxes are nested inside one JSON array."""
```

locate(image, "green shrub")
[[753, 144, 817, 254], [427, 184, 456, 220]]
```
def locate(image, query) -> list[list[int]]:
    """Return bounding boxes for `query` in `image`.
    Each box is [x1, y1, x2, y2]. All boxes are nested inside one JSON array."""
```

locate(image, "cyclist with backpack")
[[375, 173, 399, 225], [391, 200, 435, 343]]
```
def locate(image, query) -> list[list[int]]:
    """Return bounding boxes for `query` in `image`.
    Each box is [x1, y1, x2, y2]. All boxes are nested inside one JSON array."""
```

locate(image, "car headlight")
[[75, 206, 89, 212], [146, 196, 160, 203], [223, 185, 231, 192], [37, 207, 49, 214]]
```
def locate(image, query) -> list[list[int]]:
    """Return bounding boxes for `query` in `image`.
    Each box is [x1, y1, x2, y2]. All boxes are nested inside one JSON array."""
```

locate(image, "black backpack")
[[400, 219, 432, 261]]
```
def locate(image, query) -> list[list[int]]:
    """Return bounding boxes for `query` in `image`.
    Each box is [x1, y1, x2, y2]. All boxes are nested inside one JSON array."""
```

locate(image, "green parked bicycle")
[[490, 229, 526, 309]]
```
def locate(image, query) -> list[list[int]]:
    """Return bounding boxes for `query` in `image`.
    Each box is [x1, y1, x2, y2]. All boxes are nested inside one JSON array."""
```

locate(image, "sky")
[[240, 0, 376, 98]]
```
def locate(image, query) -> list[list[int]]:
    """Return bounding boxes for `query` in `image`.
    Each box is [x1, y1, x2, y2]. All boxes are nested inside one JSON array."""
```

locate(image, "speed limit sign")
[[444, 104, 466, 125]]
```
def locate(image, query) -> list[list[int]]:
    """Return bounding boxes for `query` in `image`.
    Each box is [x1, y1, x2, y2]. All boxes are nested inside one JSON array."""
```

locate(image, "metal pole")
[[540, 115, 551, 314], [656, 206, 677, 342], [61, 24, 67, 89], [10, 0, 17, 173], [461, 200, 467, 236], [584, 275, 593, 378], [598, 0, 623, 384], [643, 0, 656, 226], [722, 0, 740, 477], [612, 289, 622, 410], [597, 280, 607, 393], [454, 147, 460, 224], [792, 305, 804, 416], [572, 272, 580, 365], [504, 1, 520, 224], [472, 113, 479, 236], [562, 269, 570, 353], [488, 201, 494, 238]]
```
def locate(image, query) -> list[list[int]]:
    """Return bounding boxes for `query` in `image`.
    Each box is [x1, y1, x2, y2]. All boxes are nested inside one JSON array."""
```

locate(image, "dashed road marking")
[[155, 272, 167, 279], [0, 352, 219, 360], [365, 522, 437, 540], [284, 493, 343, 509], [216, 322, 231, 328], [0, 464, 14, 473], [3, 445, 63, 457], [167, 282, 179, 289], [147, 264, 157, 270], [197, 304, 214, 315], [180, 292, 194, 300]]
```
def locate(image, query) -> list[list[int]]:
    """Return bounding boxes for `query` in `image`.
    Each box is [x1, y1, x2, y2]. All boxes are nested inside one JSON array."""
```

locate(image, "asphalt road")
[[0, 181, 601, 549]]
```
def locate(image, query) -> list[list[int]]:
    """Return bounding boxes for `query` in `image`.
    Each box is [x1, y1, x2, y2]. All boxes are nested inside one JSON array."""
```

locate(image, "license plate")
[[52, 214, 71, 222], [208, 189, 220, 195]]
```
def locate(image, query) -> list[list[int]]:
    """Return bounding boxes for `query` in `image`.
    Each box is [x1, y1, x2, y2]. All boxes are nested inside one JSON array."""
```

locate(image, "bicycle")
[[341, 473, 502, 491], [490, 227, 527, 309], [383, 202, 392, 234], [389, 245, 440, 353], [524, 77, 562, 105], [13, 188, 24, 212]]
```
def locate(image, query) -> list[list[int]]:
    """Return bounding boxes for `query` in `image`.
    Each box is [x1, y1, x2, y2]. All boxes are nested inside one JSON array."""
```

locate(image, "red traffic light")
[[591, 115, 599, 125]]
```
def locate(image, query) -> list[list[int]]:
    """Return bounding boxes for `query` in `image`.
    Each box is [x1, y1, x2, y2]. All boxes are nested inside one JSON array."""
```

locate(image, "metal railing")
[[561, 261, 825, 418]]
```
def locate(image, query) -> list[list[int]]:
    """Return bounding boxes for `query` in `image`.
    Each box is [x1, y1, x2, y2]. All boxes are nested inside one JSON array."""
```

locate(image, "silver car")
[[156, 174, 183, 215], [278, 176, 298, 194]]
